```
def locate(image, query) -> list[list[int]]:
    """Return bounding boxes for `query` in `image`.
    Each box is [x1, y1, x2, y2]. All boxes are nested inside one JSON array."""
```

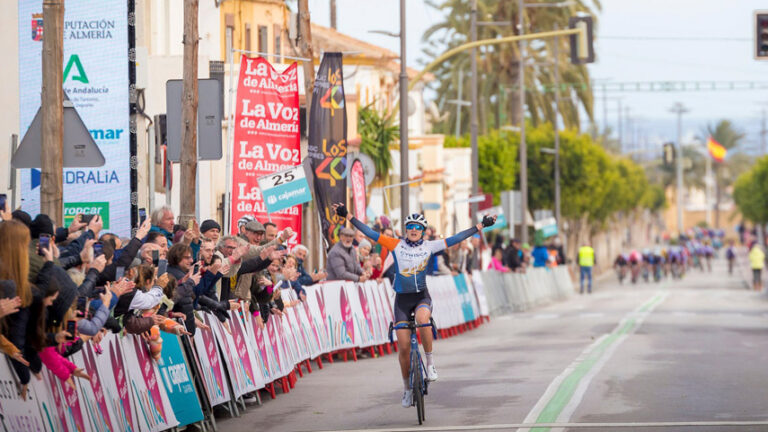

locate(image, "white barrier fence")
[[477, 267, 575, 316], [0, 274, 489, 432]]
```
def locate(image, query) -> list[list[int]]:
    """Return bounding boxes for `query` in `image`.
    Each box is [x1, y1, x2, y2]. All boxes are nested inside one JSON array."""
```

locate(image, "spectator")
[[214, 235, 249, 301], [292, 244, 326, 286], [578, 242, 595, 294], [326, 228, 368, 282], [200, 220, 221, 243], [234, 223, 291, 301], [145, 231, 169, 253], [264, 222, 279, 243], [531, 239, 550, 268], [749, 243, 764, 291], [241, 220, 266, 245], [504, 239, 522, 272], [149, 206, 175, 246], [488, 247, 510, 272], [237, 214, 256, 237]]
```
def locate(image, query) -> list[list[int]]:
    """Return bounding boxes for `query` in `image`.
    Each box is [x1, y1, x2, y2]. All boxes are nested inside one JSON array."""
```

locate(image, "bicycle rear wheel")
[[413, 357, 425, 424]]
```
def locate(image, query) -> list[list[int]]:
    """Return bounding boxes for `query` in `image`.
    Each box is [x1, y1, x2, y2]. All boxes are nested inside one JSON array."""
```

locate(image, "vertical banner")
[[350, 159, 367, 223], [192, 313, 230, 407], [18, 0, 132, 235], [156, 332, 204, 427], [308, 52, 348, 247], [230, 56, 302, 245]]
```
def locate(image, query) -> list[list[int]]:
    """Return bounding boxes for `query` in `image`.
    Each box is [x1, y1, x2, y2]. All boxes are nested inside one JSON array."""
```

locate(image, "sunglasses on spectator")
[[406, 224, 425, 231]]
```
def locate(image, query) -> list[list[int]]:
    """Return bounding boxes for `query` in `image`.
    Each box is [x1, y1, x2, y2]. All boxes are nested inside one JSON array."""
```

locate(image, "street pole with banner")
[[350, 159, 367, 223]]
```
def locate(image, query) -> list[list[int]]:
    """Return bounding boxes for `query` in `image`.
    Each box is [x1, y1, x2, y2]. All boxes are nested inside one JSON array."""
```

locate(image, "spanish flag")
[[707, 137, 726, 163]]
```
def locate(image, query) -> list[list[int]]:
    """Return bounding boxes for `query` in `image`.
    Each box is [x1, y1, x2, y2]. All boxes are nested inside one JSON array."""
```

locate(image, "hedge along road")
[[218, 258, 768, 432]]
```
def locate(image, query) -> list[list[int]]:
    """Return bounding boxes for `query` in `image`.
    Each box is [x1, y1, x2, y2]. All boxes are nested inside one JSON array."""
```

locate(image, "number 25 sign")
[[257, 165, 313, 214]]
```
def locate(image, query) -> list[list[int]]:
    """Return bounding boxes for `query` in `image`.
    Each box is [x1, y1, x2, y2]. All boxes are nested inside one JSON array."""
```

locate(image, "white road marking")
[[314, 420, 768, 432], [531, 313, 559, 320]]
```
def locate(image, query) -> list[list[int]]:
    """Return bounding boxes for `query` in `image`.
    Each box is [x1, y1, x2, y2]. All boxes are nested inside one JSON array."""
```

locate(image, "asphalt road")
[[217, 257, 768, 432]]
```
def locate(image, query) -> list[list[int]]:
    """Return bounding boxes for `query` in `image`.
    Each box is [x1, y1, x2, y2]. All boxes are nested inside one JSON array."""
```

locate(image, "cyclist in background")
[[335, 203, 495, 407], [614, 253, 628, 284], [725, 239, 736, 275]]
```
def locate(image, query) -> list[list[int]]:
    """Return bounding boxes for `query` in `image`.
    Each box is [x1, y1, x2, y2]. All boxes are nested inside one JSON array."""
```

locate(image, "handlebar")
[[388, 318, 438, 344]]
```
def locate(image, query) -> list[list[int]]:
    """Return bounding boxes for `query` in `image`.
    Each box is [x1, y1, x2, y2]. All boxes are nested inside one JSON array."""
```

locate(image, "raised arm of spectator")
[[96, 219, 150, 285]]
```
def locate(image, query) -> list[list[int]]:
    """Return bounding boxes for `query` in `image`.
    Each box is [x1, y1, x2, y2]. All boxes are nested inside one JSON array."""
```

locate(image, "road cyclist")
[[334, 203, 496, 408]]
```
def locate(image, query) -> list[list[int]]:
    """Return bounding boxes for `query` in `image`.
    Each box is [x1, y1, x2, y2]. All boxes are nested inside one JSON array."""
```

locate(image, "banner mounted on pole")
[[308, 52, 348, 248], [350, 159, 366, 223], [230, 56, 302, 246]]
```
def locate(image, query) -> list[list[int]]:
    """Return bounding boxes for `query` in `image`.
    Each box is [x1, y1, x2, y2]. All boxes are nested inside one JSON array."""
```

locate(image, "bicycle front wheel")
[[412, 355, 425, 424]]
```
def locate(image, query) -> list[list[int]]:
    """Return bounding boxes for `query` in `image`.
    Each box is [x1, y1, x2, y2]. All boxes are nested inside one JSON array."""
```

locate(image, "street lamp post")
[[399, 0, 409, 233], [518, 0, 528, 244], [470, 0, 479, 224]]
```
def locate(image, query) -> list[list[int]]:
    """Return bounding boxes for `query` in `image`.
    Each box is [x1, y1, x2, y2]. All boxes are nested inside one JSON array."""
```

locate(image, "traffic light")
[[663, 142, 676, 167], [755, 11, 768, 60], [569, 16, 595, 64]]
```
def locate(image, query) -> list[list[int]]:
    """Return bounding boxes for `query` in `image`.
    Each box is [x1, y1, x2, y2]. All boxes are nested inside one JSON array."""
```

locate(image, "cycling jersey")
[[351, 218, 478, 294]]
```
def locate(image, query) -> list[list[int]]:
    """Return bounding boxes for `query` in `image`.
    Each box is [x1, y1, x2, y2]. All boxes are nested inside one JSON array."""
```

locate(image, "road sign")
[[257, 165, 312, 214], [12, 96, 105, 168], [166, 79, 222, 161]]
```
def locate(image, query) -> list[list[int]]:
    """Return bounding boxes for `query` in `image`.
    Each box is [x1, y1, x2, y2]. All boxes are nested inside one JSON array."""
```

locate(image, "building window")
[[274, 24, 282, 60], [225, 14, 234, 63], [258, 25, 269, 54], [245, 24, 251, 52]]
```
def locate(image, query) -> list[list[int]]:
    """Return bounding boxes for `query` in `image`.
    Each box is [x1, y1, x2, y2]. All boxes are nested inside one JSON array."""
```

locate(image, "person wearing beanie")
[[29, 214, 55, 240], [200, 219, 221, 242]]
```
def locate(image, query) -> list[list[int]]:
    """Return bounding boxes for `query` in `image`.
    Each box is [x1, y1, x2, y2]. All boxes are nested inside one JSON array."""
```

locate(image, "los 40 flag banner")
[[230, 56, 302, 245], [308, 52, 348, 248], [18, 0, 132, 235]]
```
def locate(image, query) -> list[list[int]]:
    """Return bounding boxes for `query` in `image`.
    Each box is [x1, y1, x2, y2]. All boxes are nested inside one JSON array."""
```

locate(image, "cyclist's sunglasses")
[[406, 224, 425, 231]]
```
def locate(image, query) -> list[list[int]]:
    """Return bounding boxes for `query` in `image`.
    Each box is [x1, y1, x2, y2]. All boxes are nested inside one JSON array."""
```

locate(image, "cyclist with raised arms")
[[334, 203, 496, 407]]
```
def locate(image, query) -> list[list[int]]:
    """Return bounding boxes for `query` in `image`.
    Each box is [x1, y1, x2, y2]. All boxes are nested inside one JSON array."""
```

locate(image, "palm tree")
[[422, 0, 600, 135], [358, 104, 398, 182], [703, 120, 747, 227]]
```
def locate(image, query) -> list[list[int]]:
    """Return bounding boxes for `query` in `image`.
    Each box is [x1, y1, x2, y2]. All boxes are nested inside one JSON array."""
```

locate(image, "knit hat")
[[29, 214, 55, 239], [358, 239, 372, 250], [11, 210, 32, 227], [340, 227, 355, 237], [200, 219, 221, 234]]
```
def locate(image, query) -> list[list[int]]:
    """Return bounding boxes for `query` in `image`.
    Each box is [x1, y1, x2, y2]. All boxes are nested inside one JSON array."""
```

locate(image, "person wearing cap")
[[326, 227, 368, 282], [200, 219, 221, 243], [233, 220, 293, 301], [336, 202, 496, 408], [241, 220, 266, 245]]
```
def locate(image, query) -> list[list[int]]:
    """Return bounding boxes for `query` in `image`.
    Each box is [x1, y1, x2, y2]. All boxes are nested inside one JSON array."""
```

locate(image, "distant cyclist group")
[[613, 229, 726, 284]]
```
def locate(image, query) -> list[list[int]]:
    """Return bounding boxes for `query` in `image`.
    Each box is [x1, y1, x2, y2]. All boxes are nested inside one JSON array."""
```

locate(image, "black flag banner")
[[308, 52, 348, 248]]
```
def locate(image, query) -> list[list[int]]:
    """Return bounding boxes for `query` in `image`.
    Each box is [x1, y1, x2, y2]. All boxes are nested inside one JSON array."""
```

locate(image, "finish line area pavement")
[[218, 258, 768, 432]]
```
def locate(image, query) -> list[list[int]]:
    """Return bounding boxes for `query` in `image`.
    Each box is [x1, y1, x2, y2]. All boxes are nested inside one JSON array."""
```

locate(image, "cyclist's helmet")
[[237, 214, 256, 228], [405, 213, 428, 229]]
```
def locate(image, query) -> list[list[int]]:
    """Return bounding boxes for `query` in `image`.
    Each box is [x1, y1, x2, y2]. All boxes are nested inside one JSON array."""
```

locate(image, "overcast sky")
[[308, 0, 768, 151]]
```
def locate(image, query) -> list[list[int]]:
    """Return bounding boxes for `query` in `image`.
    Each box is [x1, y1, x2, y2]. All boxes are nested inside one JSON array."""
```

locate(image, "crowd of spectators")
[[0, 205, 328, 403], [487, 235, 566, 273], [0, 202, 522, 402]]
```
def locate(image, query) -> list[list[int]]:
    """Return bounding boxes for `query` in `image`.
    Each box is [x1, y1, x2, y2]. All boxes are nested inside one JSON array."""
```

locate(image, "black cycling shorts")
[[393, 290, 432, 324]]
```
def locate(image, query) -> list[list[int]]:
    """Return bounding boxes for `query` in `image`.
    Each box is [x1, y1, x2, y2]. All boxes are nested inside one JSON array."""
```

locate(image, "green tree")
[[422, 0, 600, 136], [734, 157, 768, 224], [358, 104, 399, 182]]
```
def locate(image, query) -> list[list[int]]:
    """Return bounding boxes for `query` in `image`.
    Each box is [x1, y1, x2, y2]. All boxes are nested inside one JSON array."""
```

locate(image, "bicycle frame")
[[389, 319, 438, 424]]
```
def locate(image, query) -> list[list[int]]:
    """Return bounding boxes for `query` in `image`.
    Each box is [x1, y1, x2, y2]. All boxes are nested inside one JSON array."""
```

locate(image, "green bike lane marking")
[[524, 292, 667, 432]]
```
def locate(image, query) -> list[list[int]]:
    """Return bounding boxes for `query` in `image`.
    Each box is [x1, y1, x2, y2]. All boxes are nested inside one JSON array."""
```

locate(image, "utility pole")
[[553, 26, 563, 254], [330, 0, 337, 29], [670, 102, 689, 235], [399, 0, 409, 232], [179, 0, 199, 225], [518, 0, 528, 244], [298, 0, 319, 268], [41, 0, 64, 223], [470, 0, 479, 224]]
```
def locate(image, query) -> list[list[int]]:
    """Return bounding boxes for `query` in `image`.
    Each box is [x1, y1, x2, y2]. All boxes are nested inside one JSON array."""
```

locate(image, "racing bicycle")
[[389, 317, 437, 425]]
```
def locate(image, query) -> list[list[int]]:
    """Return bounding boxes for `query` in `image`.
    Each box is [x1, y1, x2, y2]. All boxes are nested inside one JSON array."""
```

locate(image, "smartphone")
[[38, 234, 50, 256], [93, 242, 103, 257], [157, 259, 168, 277], [81, 214, 95, 224], [158, 303, 168, 315], [115, 266, 125, 281], [193, 263, 200, 274], [65, 320, 77, 340], [187, 219, 194, 231], [139, 208, 147, 225], [91, 287, 106, 298], [0, 194, 6, 212], [76, 296, 88, 317], [152, 250, 159, 266]]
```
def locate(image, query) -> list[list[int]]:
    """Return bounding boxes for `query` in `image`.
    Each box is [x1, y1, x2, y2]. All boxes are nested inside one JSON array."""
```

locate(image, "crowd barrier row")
[[478, 267, 575, 316], [0, 273, 491, 432]]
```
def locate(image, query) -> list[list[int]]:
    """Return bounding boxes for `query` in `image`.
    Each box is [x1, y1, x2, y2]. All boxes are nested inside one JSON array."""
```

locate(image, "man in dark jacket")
[[326, 228, 368, 282]]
